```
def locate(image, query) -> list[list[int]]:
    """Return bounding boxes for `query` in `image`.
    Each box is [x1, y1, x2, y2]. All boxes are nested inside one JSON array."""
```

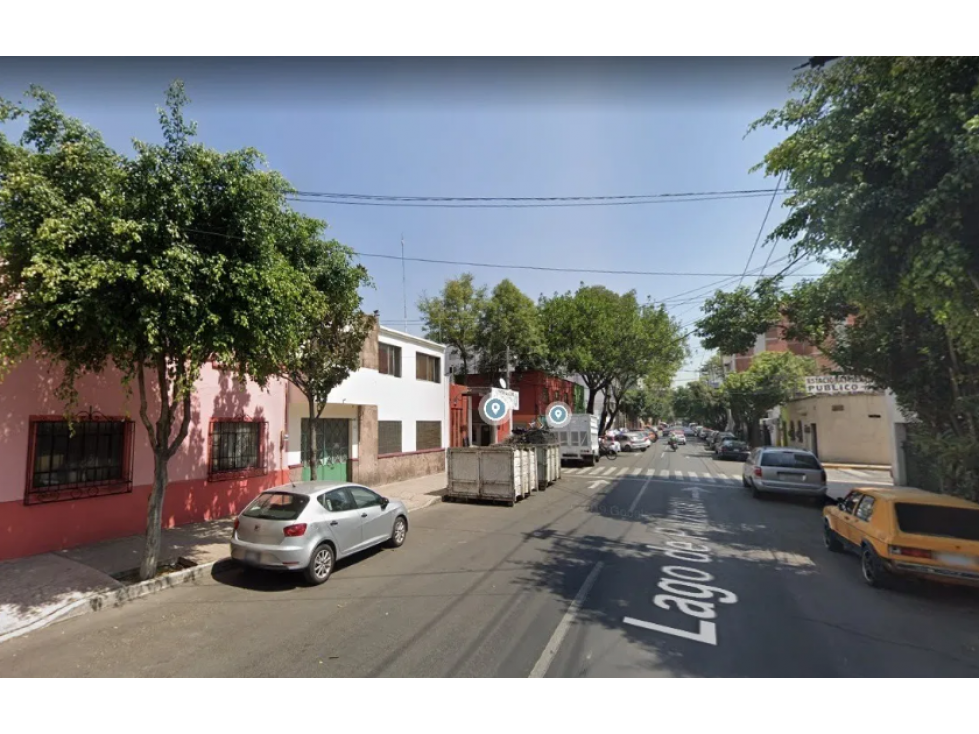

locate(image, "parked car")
[[716, 437, 749, 461], [823, 486, 979, 589], [230, 481, 409, 585], [625, 431, 651, 451], [709, 431, 735, 451], [742, 447, 827, 503]]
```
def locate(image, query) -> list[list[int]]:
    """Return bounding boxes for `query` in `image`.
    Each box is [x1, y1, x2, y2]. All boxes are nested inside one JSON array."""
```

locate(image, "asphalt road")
[[2, 438, 978, 677]]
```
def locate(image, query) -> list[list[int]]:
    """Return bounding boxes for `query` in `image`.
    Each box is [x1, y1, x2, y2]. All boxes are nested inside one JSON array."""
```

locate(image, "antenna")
[[401, 234, 408, 332]]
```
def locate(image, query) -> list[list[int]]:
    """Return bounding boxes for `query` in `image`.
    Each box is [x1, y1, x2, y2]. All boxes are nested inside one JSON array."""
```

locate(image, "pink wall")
[[0, 357, 290, 560]]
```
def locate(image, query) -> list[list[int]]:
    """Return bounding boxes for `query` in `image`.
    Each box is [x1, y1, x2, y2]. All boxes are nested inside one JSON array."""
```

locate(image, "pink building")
[[0, 358, 290, 561]]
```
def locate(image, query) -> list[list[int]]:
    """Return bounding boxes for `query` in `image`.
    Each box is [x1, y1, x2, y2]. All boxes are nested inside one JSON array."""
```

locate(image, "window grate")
[[26, 415, 134, 505], [209, 420, 267, 479], [416, 421, 442, 451], [378, 421, 402, 455]]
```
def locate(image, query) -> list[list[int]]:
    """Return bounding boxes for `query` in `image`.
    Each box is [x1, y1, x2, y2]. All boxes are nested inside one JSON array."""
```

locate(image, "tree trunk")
[[139, 449, 169, 580], [308, 394, 319, 481]]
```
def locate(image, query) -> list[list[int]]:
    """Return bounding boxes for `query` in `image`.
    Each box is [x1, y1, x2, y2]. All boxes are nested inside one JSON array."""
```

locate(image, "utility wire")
[[738, 171, 785, 288], [290, 187, 790, 203]]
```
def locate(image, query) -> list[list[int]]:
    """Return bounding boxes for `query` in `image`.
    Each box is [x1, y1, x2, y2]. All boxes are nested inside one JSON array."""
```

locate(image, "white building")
[[286, 322, 449, 486]]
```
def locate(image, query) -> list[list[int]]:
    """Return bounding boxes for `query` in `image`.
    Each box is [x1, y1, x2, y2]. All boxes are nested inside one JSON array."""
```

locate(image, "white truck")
[[556, 413, 601, 466]]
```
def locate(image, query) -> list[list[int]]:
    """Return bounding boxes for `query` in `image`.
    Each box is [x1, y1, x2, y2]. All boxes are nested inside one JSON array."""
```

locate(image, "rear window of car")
[[760, 451, 820, 469], [242, 492, 309, 521], [894, 503, 979, 541]]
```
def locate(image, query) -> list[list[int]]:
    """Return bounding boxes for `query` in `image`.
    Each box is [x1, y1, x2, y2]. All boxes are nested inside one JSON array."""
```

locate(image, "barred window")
[[379, 421, 402, 455], [379, 343, 402, 377], [209, 420, 267, 479], [26, 417, 134, 504], [416, 421, 442, 451]]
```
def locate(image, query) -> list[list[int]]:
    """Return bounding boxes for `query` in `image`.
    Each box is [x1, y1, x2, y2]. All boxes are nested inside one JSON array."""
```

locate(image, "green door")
[[300, 418, 350, 481]]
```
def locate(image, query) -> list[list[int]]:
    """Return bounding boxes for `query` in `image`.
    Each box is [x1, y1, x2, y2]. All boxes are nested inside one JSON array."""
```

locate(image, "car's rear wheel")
[[387, 516, 408, 548], [861, 545, 891, 588], [742, 476, 750, 488], [304, 543, 335, 586]]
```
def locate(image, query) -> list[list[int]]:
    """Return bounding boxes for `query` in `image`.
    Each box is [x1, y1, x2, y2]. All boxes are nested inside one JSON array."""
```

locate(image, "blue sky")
[[0, 59, 824, 383]]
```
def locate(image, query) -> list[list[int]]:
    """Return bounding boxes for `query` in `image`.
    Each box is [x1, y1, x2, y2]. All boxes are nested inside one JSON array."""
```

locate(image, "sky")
[[0, 58, 826, 385]]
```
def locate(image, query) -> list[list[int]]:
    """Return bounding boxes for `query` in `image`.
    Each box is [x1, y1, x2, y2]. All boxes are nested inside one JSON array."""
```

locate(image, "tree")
[[418, 273, 486, 381], [279, 231, 374, 481], [673, 381, 727, 429], [476, 278, 542, 379], [722, 351, 819, 443], [0, 83, 319, 579], [695, 280, 782, 357], [539, 285, 686, 422]]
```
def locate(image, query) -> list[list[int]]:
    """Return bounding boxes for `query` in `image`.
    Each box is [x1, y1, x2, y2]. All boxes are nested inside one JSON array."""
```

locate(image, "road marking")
[[615, 467, 629, 476], [646, 468, 656, 477], [530, 561, 605, 678], [564, 467, 579, 475], [702, 474, 717, 483], [600, 466, 617, 476], [587, 479, 609, 490]]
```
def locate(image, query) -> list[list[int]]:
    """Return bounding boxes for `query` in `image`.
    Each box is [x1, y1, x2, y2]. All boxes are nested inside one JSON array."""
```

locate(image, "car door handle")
[[361, 513, 368, 518], [330, 521, 339, 526]]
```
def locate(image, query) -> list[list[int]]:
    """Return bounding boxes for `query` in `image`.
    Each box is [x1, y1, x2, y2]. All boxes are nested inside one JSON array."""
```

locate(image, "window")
[[854, 495, 876, 522], [760, 451, 820, 470], [416, 352, 441, 383], [379, 343, 402, 377], [842, 492, 863, 515], [378, 421, 402, 455], [209, 420, 267, 479], [894, 503, 979, 541], [319, 488, 356, 513], [26, 417, 134, 504], [242, 492, 308, 520], [416, 420, 442, 451], [349, 486, 383, 508]]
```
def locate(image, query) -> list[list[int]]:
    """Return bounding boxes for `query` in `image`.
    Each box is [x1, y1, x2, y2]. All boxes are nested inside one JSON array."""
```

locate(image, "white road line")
[[702, 473, 717, 483], [686, 471, 698, 482], [646, 468, 656, 477], [670, 471, 680, 481], [529, 561, 605, 678], [565, 467, 580, 475], [615, 467, 629, 476], [599, 466, 616, 476]]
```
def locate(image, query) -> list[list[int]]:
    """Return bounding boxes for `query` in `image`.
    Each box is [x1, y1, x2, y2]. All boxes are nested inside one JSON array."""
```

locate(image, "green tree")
[[673, 381, 727, 429], [722, 351, 819, 442], [0, 83, 319, 580], [540, 285, 686, 421], [417, 273, 486, 382], [279, 232, 374, 481], [476, 278, 542, 379]]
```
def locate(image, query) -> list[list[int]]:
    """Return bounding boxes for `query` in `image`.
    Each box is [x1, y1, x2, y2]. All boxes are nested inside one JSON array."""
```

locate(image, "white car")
[[625, 432, 651, 451], [672, 431, 687, 445]]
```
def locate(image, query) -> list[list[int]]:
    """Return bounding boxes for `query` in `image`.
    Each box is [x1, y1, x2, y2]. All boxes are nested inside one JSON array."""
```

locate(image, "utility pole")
[[401, 234, 407, 332], [505, 344, 511, 392]]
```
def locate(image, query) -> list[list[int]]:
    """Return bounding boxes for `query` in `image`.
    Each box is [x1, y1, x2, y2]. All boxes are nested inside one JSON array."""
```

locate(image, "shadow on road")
[[210, 544, 390, 592]]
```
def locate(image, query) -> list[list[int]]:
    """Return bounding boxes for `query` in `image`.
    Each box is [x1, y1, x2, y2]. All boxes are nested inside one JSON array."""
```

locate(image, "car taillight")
[[283, 523, 307, 537], [889, 546, 933, 559], [754, 467, 762, 477], [233, 518, 239, 531]]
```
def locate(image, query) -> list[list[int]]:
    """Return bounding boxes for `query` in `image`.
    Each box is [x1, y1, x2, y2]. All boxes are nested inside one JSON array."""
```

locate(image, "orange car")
[[823, 486, 979, 589]]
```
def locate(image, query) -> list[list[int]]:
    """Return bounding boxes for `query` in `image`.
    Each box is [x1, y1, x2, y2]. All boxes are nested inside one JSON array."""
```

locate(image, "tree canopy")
[[476, 278, 542, 377], [0, 82, 361, 576], [417, 273, 486, 380]]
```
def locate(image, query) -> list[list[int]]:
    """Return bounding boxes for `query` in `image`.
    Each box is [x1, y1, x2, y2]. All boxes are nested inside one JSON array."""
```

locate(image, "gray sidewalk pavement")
[[0, 471, 447, 643]]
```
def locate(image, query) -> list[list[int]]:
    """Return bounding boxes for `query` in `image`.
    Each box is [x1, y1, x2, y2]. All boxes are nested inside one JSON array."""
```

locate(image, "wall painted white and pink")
[[0, 358, 289, 561]]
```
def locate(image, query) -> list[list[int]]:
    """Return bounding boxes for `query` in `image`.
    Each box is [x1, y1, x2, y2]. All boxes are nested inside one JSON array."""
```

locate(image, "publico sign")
[[804, 375, 875, 395]]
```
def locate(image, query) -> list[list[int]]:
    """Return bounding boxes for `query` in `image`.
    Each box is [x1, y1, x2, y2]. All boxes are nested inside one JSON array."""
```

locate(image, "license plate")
[[937, 553, 975, 568], [777, 473, 803, 481]]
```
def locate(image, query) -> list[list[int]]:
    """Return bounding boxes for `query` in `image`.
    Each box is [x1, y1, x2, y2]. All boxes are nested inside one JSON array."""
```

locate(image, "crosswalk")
[[562, 466, 742, 485]]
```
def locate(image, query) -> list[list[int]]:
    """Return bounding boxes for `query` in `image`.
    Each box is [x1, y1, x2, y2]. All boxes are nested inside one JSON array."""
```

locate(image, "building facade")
[[467, 369, 576, 429], [0, 359, 290, 561], [722, 320, 836, 375], [285, 323, 449, 487]]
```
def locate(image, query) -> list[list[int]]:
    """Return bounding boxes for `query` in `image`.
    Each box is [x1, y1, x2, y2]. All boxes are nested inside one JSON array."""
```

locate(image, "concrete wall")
[[0, 357, 289, 560], [784, 393, 891, 465]]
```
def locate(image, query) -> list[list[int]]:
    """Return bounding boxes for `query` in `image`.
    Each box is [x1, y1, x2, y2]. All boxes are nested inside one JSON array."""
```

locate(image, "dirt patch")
[[110, 557, 198, 585]]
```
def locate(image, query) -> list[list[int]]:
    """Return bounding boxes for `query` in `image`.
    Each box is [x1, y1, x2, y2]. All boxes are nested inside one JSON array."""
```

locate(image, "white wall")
[[286, 327, 448, 465]]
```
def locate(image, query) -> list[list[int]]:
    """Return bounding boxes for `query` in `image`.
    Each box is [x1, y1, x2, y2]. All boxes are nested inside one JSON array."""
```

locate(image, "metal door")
[[301, 418, 350, 481]]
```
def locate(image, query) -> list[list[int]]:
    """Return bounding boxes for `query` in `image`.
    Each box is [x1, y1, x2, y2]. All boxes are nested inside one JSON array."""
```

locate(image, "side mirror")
[[380, 497, 389, 509], [837, 500, 846, 511]]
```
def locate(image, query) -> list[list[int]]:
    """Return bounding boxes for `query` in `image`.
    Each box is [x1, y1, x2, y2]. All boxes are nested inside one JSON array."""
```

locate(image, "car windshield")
[[760, 451, 820, 469], [894, 503, 979, 541], [242, 492, 309, 521]]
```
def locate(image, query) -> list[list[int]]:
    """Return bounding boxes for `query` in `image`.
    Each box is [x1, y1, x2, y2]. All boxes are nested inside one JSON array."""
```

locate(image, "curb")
[[0, 493, 443, 646], [0, 560, 219, 645], [823, 463, 891, 471]]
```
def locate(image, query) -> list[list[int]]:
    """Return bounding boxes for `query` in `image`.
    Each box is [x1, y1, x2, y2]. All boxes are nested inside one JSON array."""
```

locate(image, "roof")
[[266, 480, 353, 496], [849, 486, 979, 509], [378, 325, 446, 352]]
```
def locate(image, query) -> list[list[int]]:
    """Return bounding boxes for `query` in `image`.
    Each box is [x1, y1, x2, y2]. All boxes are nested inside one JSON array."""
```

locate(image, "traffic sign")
[[479, 394, 511, 425], [545, 401, 572, 429]]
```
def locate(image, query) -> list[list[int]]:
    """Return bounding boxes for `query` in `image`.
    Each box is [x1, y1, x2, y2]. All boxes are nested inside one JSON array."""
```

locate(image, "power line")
[[290, 187, 789, 203], [352, 250, 814, 278], [737, 171, 785, 288], [288, 189, 794, 210]]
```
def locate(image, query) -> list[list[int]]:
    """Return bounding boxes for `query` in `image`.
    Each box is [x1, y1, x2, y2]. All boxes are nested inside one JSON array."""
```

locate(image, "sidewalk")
[[0, 471, 447, 644]]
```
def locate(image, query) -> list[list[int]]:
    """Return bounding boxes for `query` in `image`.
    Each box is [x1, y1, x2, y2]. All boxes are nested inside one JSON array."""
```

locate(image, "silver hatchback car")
[[230, 481, 409, 585], [742, 447, 827, 504]]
